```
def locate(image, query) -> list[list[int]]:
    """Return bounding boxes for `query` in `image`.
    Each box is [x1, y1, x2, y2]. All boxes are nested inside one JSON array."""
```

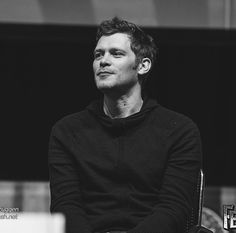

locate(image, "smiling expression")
[[93, 33, 140, 94]]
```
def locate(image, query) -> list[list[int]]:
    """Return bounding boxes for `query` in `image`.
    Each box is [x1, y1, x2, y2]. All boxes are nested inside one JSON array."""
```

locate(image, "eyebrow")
[[94, 48, 126, 54], [110, 48, 126, 53]]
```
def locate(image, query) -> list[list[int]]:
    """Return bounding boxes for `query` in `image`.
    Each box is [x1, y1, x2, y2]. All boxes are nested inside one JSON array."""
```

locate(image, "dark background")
[[0, 24, 233, 185]]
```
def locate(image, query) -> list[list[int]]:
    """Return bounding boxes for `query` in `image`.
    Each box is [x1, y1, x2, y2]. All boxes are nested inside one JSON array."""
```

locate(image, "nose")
[[100, 53, 111, 67]]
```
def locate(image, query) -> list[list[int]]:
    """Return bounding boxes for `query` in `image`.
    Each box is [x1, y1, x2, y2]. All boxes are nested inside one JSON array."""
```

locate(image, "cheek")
[[118, 61, 134, 72], [93, 61, 98, 72], [121, 63, 136, 76]]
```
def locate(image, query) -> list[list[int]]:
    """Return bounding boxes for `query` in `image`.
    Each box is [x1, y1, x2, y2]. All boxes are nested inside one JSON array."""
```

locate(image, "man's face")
[[93, 33, 139, 94]]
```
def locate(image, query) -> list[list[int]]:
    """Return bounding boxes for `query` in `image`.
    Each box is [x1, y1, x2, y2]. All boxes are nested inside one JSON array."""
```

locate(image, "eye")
[[94, 51, 103, 60], [110, 49, 125, 57], [113, 51, 124, 57]]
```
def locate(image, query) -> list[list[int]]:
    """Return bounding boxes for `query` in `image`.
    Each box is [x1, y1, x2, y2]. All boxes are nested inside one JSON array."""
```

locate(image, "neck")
[[103, 87, 143, 119]]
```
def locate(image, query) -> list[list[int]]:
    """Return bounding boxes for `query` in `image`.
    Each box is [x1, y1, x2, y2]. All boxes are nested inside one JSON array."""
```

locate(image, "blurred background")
[[0, 0, 234, 232]]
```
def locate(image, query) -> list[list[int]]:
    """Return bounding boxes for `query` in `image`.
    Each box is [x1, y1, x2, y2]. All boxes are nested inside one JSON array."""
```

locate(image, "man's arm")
[[127, 120, 202, 233], [48, 122, 92, 233]]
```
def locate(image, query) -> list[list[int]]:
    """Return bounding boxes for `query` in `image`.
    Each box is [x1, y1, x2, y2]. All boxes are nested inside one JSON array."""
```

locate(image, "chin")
[[96, 84, 115, 93], [96, 79, 116, 91]]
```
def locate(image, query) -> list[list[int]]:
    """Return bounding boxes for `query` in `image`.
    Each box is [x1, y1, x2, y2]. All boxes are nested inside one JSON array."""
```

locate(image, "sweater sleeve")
[[48, 122, 92, 233], [127, 119, 202, 233]]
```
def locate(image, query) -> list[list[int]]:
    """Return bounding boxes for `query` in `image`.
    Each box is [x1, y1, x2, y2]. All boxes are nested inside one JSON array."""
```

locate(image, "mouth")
[[97, 71, 114, 77]]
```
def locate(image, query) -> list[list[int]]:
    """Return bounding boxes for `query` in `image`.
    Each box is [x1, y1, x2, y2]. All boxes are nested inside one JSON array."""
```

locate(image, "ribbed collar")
[[86, 95, 159, 130]]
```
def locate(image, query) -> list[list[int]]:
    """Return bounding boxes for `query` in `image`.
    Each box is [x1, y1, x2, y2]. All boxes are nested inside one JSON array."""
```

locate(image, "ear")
[[137, 58, 152, 75]]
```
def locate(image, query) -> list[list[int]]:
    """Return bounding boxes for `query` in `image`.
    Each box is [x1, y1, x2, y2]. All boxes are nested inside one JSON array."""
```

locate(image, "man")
[[48, 17, 202, 233]]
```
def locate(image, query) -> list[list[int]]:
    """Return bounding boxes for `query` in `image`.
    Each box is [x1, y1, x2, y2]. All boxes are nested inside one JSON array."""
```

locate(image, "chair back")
[[186, 169, 205, 232]]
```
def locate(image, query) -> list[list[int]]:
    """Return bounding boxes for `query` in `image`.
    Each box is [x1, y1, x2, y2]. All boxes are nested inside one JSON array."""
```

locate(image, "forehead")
[[95, 33, 132, 50]]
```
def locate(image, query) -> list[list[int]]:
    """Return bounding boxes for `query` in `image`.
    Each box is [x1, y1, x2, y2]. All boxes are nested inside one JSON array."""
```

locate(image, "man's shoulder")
[[52, 108, 90, 131], [153, 104, 199, 135], [50, 98, 102, 134]]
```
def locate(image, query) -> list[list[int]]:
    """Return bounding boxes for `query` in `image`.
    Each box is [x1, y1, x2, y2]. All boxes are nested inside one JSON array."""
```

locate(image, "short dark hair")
[[96, 17, 158, 72]]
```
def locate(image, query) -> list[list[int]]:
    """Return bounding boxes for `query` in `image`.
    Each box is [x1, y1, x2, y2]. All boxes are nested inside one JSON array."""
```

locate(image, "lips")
[[97, 70, 114, 76]]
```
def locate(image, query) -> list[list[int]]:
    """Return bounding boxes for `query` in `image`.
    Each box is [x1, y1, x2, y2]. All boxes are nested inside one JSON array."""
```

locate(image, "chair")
[[187, 169, 213, 233]]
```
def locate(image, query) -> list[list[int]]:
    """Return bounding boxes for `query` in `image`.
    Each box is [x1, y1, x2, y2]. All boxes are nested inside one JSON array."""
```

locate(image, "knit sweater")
[[48, 97, 202, 233]]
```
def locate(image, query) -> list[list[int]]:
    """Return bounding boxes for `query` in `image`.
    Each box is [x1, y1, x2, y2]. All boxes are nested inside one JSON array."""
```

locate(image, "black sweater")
[[48, 97, 202, 233]]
